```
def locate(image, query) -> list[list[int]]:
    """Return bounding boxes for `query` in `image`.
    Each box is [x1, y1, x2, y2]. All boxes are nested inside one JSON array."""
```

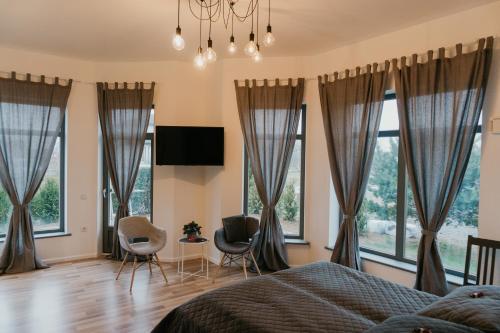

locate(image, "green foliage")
[[247, 169, 300, 222], [248, 171, 263, 215], [183, 221, 202, 235], [129, 166, 151, 215], [365, 135, 480, 227], [278, 181, 299, 222], [31, 178, 59, 222], [447, 137, 481, 226], [364, 138, 399, 221], [0, 188, 11, 224]]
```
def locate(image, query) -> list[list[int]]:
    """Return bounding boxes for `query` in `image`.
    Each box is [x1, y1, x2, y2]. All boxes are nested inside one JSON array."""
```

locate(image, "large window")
[[243, 105, 306, 239], [0, 122, 66, 236], [358, 94, 480, 276], [102, 109, 154, 253]]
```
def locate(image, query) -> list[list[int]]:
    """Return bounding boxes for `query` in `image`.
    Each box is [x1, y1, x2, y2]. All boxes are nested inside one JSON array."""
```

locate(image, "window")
[[0, 121, 66, 237], [102, 109, 154, 252], [243, 105, 306, 239], [358, 94, 480, 276]]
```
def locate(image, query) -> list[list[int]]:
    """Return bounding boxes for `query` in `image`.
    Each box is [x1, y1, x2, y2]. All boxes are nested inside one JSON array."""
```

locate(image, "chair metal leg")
[[129, 255, 138, 293], [116, 251, 129, 280], [147, 255, 152, 274], [249, 251, 261, 276], [212, 253, 226, 284], [154, 253, 168, 284], [242, 254, 248, 279]]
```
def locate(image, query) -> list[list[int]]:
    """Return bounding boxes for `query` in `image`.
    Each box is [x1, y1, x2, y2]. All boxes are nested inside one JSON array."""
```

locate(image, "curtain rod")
[[0, 70, 155, 85], [236, 36, 496, 83]]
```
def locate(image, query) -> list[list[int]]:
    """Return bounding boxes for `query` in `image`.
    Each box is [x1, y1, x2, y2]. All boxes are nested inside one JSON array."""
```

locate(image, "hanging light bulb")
[[204, 39, 217, 63], [172, 27, 185, 51], [253, 44, 263, 62], [228, 36, 237, 54], [172, 0, 185, 51], [244, 32, 257, 56], [263, 25, 275, 47], [194, 47, 207, 70], [263, 0, 275, 47]]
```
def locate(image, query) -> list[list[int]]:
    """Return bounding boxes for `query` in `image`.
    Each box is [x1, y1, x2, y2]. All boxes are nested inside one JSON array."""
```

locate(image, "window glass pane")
[[379, 99, 399, 131], [246, 141, 302, 237], [0, 186, 11, 235], [148, 108, 155, 133], [0, 139, 63, 235], [405, 134, 481, 273], [31, 138, 61, 233], [359, 136, 398, 255], [297, 112, 303, 135], [108, 139, 152, 226]]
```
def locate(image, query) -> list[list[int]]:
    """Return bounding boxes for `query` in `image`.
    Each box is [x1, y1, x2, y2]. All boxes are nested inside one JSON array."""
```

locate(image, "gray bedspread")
[[153, 261, 438, 333]]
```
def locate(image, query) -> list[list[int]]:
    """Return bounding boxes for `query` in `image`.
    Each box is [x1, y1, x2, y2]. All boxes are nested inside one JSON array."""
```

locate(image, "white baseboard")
[[44, 253, 99, 264]]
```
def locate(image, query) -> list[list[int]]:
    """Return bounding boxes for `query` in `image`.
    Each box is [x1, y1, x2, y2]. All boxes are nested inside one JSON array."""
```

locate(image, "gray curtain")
[[393, 37, 493, 296], [0, 72, 72, 274], [97, 82, 155, 260], [318, 63, 389, 269], [235, 78, 305, 271]]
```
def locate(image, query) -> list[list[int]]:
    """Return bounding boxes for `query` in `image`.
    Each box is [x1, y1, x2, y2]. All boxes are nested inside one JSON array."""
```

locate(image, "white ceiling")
[[0, 0, 495, 62]]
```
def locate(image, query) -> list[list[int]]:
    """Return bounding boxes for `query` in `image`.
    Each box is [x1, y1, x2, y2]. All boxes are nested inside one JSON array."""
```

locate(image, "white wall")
[[0, 1, 499, 286]]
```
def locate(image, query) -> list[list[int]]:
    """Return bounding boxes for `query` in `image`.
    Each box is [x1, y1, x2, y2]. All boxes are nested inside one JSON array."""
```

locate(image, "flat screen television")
[[155, 126, 224, 166]]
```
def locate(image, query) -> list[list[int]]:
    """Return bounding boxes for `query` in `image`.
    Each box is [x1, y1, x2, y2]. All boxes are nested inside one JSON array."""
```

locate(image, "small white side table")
[[177, 237, 209, 283]]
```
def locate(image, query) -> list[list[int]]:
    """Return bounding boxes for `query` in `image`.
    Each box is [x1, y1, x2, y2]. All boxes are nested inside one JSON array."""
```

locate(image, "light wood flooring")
[[0, 258, 250, 333]]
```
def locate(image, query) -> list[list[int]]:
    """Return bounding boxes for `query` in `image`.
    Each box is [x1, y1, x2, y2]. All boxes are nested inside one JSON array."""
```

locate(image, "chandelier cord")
[[177, 0, 181, 28], [267, 0, 270, 25], [208, 0, 212, 40], [251, 0, 254, 33], [231, 7, 234, 37], [256, 1, 259, 45], [199, 0, 203, 48]]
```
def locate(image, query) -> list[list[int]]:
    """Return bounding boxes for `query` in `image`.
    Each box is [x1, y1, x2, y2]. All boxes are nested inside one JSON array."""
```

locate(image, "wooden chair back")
[[463, 235, 500, 285]]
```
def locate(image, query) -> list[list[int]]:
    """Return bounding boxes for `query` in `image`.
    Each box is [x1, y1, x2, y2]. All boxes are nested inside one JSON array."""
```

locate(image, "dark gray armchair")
[[212, 215, 261, 282]]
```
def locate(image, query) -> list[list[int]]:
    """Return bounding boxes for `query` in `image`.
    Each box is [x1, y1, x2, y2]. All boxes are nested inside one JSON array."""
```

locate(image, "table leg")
[[177, 242, 180, 274], [206, 244, 209, 279], [181, 243, 185, 284], [201, 245, 204, 272]]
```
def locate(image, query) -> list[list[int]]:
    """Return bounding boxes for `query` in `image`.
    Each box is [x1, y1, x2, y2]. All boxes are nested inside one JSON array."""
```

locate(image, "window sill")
[[324, 246, 463, 286], [0, 232, 71, 243], [286, 239, 310, 245]]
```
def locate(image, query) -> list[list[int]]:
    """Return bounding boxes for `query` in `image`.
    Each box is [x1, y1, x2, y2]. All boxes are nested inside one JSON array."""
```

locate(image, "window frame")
[[356, 93, 482, 278], [0, 117, 66, 237], [243, 104, 307, 240], [102, 111, 154, 253]]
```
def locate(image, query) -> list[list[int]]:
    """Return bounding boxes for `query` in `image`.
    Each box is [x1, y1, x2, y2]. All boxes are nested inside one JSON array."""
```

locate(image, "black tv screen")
[[155, 126, 224, 166]]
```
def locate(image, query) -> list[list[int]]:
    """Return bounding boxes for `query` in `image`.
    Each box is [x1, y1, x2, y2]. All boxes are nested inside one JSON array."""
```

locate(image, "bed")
[[152, 261, 500, 333]]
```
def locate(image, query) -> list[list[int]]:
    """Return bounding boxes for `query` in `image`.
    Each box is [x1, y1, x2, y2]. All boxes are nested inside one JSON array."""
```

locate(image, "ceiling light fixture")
[[173, 0, 274, 67], [172, 0, 186, 51], [193, 0, 207, 69], [252, 3, 263, 62], [262, 0, 275, 47]]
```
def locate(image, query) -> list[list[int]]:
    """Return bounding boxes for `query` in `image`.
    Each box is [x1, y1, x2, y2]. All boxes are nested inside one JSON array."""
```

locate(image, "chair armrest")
[[118, 233, 133, 253], [249, 230, 260, 250], [214, 228, 227, 252]]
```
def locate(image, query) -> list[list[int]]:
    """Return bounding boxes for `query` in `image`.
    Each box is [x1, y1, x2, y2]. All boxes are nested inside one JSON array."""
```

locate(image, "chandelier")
[[172, 0, 275, 69]]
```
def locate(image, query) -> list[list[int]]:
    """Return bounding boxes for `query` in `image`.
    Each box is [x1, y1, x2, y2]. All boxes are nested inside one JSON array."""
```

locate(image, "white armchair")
[[115, 216, 168, 292]]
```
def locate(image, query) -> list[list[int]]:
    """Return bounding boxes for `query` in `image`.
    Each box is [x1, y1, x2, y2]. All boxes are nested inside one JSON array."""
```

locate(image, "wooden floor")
[[0, 258, 250, 333]]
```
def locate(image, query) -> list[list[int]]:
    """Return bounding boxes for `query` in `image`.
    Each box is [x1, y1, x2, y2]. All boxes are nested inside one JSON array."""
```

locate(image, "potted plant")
[[183, 221, 202, 242]]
